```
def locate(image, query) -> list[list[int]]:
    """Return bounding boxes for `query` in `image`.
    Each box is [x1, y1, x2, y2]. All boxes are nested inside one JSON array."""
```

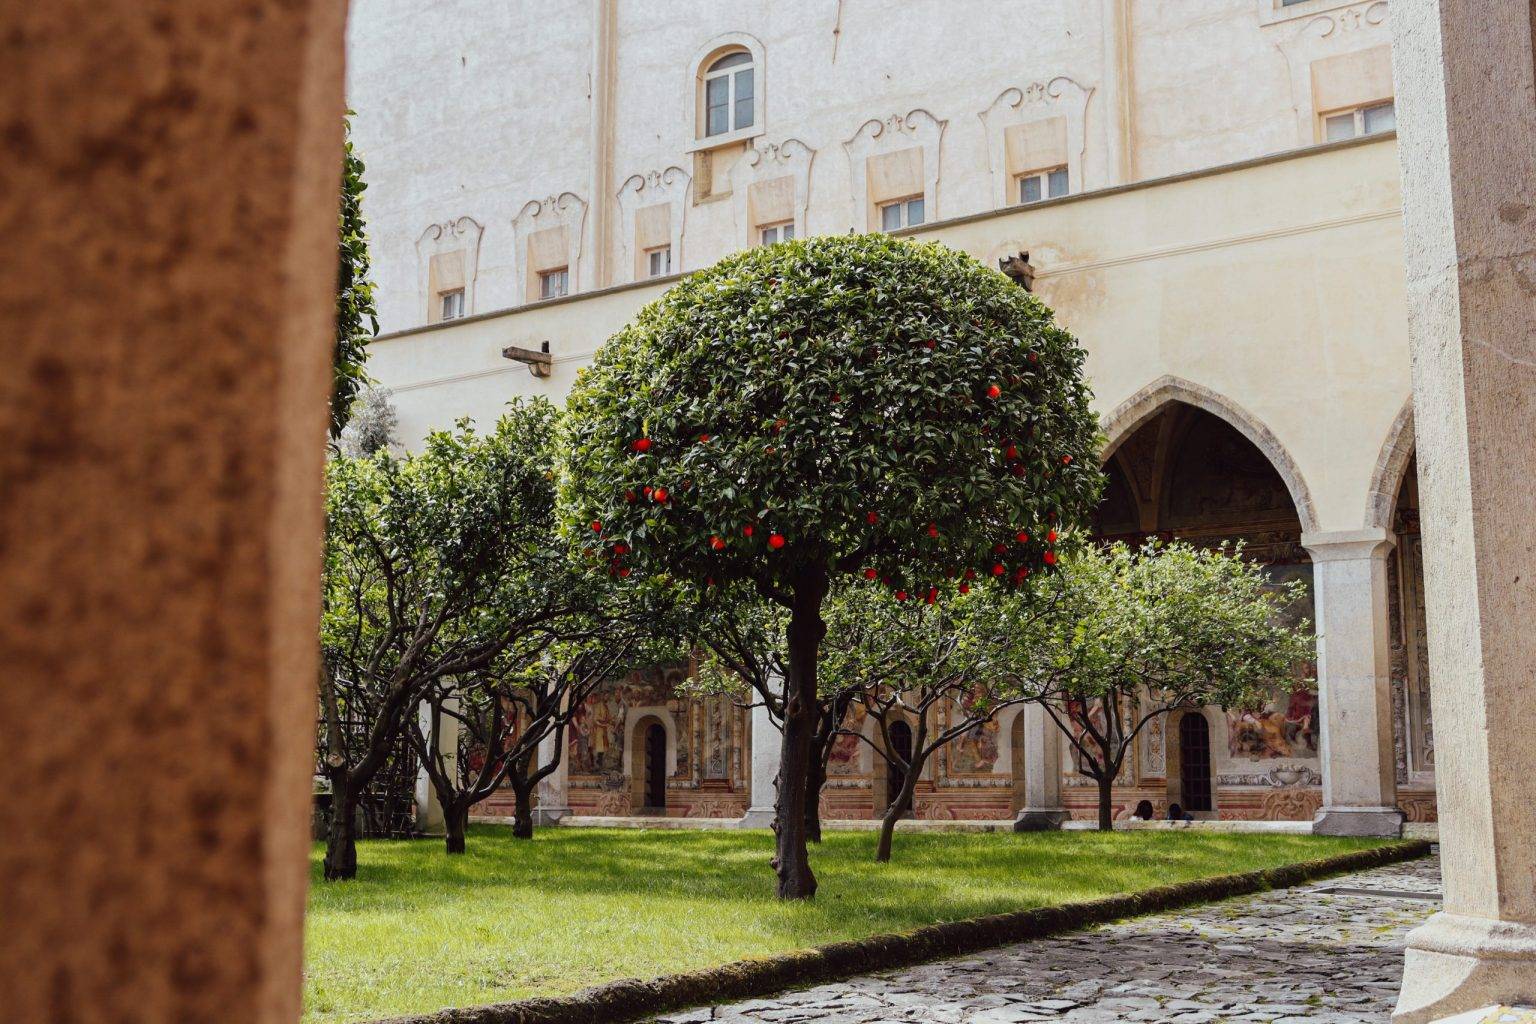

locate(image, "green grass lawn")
[[304, 825, 1389, 1023]]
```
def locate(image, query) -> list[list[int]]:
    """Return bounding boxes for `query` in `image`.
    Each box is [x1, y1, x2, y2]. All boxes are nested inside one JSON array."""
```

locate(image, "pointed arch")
[[1099, 375, 1320, 533], [1365, 398, 1415, 529]]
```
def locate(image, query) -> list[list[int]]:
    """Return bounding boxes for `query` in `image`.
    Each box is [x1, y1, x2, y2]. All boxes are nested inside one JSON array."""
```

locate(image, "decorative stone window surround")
[[414, 216, 483, 326], [843, 108, 946, 234]]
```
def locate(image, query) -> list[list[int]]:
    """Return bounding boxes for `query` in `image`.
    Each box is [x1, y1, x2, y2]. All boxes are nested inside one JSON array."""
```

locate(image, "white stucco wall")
[[346, 0, 1397, 333]]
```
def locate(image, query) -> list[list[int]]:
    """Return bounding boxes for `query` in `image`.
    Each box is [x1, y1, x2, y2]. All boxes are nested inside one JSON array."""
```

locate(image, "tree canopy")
[[559, 233, 1103, 604], [1002, 541, 1315, 829]]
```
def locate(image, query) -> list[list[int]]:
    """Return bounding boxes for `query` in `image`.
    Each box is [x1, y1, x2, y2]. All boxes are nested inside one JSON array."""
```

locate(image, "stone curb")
[[371, 839, 1432, 1024]]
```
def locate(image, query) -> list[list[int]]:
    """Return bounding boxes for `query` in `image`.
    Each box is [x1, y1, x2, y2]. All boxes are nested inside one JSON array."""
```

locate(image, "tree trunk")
[[876, 753, 921, 863], [1096, 771, 1115, 832], [511, 782, 534, 840], [444, 801, 468, 854], [323, 773, 358, 881], [773, 565, 828, 900]]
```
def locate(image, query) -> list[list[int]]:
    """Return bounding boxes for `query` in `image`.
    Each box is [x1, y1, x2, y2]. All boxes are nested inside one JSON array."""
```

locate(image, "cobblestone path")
[[656, 854, 1441, 1024]]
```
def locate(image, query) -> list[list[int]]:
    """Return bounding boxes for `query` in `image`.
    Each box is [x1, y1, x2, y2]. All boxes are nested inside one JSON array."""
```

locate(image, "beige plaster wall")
[[346, 0, 1396, 333], [367, 135, 1410, 534]]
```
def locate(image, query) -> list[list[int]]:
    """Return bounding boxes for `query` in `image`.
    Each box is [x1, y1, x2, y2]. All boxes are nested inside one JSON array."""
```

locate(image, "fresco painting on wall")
[[568, 665, 690, 782], [950, 717, 1000, 774], [827, 702, 868, 775]]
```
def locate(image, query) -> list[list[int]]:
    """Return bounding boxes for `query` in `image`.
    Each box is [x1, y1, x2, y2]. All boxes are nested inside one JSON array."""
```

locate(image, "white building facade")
[[349, 0, 1428, 833]]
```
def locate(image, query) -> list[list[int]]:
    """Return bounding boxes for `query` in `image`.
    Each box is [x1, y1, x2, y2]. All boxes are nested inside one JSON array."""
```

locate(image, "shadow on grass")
[[309, 826, 1383, 929]]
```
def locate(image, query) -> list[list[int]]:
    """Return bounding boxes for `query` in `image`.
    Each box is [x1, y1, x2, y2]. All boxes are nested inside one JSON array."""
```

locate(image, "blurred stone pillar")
[[740, 685, 781, 829], [1015, 702, 1069, 830], [0, 0, 344, 1020], [1303, 529, 1404, 837], [1389, 1, 1536, 1019]]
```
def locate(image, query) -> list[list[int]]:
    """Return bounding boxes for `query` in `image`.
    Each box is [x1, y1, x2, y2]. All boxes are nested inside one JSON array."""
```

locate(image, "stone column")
[[1389, 2, 1536, 1019], [739, 695, 781, 829], [1302, 529, 1404, 837], [1014, 702, 1070, 830], [0, 1, 343, 1019], [414, 699, 460, 834], [533, 726, 572, 825]]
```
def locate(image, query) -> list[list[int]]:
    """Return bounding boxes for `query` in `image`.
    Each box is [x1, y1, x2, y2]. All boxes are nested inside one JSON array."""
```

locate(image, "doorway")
[[885, 720, 914, 816], [1179, 711, 1214, 813], [643, 721, 667, 812]]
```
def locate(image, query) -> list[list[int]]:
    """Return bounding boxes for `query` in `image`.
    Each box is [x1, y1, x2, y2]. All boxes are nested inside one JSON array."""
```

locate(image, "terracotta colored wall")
[[0, 2, 344, 1020]]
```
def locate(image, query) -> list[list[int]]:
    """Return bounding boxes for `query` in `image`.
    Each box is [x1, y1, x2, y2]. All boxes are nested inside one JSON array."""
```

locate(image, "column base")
[[738, 806, 776, 829], [531, 806, 571, 826], [1313, 805, 1404, 837], [1013, 808, 1070, 832], [1393, 913, 1536, 1023]]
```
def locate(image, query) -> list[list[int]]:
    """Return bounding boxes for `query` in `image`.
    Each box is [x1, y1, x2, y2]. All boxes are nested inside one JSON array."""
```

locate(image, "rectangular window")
[[439, 288, 464, 321], [1324, 112, 1357, 142], [879, 196, 924, 232], [539, 267, 569, 299], [759, 221, 795, 246], [733, 68, 754, 130], [1362, 100, 1396, 134], [705, 76, 730, 137], [646, 246, 672, 278], [1018, 166, 1070, 205], [1323, 100, 1395, 142]]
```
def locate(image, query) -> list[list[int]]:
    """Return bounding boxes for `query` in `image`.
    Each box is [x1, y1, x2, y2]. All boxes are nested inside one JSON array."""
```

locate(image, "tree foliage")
[[560, 234, 1101, 599], [332, 115, 378, 439], [320, 401, 593, 878], [1003, 541, 1315, 830], [561, 234, 1102, 898], [819, 583, 1046, 860]]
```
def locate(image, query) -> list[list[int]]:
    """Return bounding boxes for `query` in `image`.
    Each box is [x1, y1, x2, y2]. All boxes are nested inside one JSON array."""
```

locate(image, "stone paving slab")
[[653, 855, 1441, 1024]]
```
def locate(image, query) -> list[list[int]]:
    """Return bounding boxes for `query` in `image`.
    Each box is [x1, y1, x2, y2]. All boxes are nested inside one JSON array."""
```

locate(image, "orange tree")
[[560, 234, 1101, 899]]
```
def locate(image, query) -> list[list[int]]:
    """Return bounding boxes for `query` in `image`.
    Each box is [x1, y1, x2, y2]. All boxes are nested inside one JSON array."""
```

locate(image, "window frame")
[[645, 246, 672, 279], [686, 35, 767, 152], [702, 52, 754, 139], [758, 221, 795, 246], [538, 267, 569, 300], [878, 196, 925, 233], [1015, 165, 1070, 206], [439, 288, 465, 321], [1320, 99, 1396, 143]]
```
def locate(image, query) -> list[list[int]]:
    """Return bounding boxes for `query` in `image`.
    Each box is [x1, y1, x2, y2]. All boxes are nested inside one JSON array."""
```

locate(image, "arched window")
[[702, 50, 754, 138]]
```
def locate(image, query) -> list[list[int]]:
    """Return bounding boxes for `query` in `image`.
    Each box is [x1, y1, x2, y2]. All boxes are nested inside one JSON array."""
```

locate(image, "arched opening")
[[1179, 712, 1214, 813], [630, 715, 669, 815], [1095, 399, 1316, 821], [884, 720, 914, 816], [1387, 454, 1436, 819]]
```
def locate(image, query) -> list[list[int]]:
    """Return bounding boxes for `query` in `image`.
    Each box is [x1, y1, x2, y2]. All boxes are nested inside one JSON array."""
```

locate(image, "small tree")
[[320, 400, 584, 879], [1011, 542, 1314, 831], [821, 584, 1042, 861], [332, 115, 378, 439], [562, 235, 1101, 898], [413, 634, 645, 851]]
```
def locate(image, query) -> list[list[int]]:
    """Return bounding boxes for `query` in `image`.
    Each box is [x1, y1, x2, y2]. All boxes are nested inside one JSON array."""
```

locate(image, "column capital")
[[1302, 527, 1395, 562]]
